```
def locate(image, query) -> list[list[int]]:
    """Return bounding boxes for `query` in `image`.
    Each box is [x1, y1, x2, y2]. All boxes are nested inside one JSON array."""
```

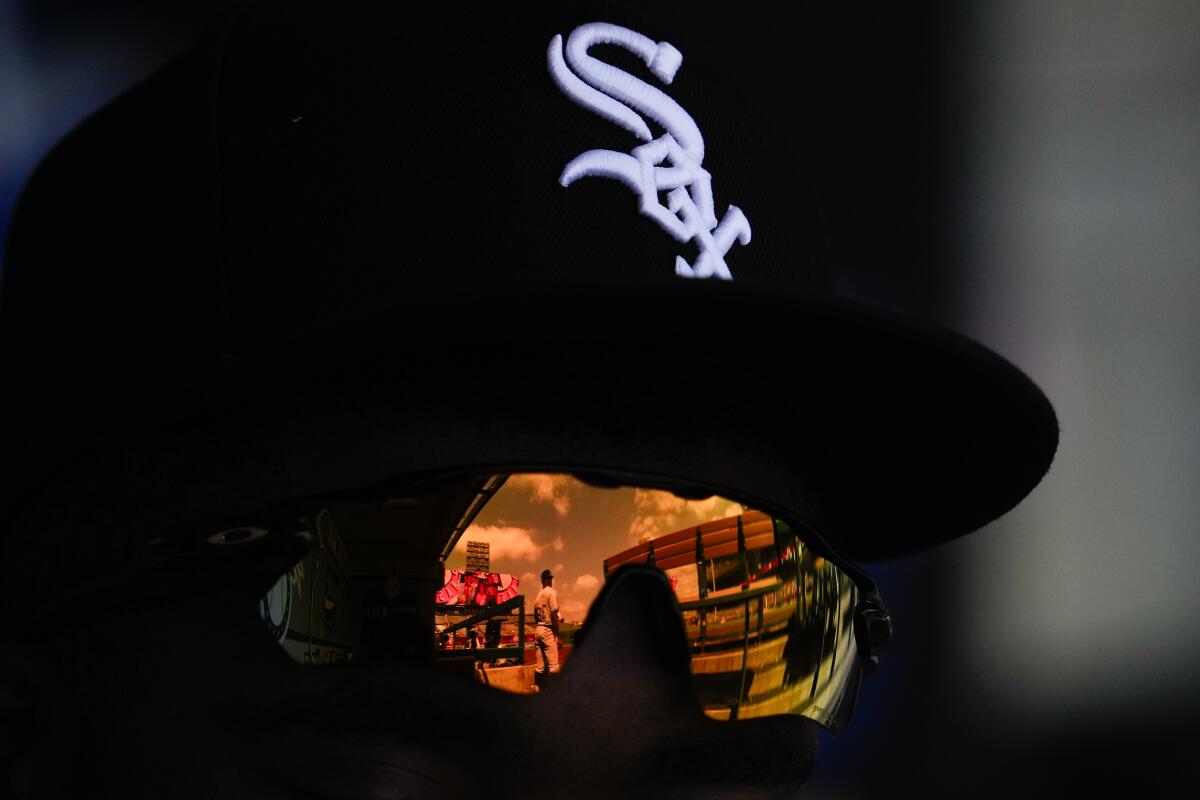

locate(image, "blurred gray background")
[[3, 1, 1197, 795]]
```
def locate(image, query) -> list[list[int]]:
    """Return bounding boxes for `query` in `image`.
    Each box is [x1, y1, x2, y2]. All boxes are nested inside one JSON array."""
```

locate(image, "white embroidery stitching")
[[548, 22, 750, 280]]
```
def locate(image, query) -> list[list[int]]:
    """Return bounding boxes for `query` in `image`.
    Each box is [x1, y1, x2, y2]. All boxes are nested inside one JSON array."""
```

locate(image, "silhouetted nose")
[[514, 565, 820, 797]]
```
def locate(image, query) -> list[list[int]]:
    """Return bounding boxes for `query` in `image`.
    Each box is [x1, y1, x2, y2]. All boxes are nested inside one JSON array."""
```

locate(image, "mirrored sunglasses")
[[245, 472, 890, 735]]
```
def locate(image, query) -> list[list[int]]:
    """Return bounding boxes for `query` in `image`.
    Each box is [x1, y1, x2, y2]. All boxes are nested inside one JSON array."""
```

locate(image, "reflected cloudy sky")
[[443, 475, 744, 621]]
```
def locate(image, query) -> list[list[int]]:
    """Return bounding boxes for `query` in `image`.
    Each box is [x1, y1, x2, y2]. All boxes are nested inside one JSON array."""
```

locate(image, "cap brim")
[[14, 279, 1057, 564]]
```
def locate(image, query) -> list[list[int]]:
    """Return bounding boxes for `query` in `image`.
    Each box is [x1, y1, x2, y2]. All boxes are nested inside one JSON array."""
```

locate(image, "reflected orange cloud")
[[628, 489, 744, 541], [573, 574, 600, 593], [508, 473, 580, 517], [457, 524, 550, 562]]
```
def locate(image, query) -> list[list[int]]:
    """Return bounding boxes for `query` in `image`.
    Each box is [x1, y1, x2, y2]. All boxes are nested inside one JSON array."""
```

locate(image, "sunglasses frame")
[[268, 463, 894, 733], [18, 464, 891, 734]]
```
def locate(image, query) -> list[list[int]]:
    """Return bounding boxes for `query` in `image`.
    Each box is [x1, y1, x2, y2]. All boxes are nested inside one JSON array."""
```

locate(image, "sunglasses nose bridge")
[[549, 565, 700, 715], [502, 565, 708, 778]]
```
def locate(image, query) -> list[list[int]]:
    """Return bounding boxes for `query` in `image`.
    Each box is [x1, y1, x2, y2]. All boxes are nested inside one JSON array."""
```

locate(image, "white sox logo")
[[548, 22, 751, 280]]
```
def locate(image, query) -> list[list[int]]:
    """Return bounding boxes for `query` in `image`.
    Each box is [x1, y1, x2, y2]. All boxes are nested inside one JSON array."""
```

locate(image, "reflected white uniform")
[[534, 585, 560, 674]]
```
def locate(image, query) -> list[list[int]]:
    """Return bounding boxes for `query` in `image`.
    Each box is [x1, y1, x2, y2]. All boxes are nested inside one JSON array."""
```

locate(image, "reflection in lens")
[[605, 512, 859, 728], [258, 474, 860, 730]]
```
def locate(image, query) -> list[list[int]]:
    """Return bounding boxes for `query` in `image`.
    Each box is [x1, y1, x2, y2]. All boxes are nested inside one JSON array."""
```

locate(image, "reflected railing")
[[434, 594, 527, 664]]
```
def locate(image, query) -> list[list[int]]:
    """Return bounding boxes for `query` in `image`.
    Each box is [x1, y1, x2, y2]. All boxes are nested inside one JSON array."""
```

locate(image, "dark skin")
[[3, 567, 819, 799], [543, 574, 562, 648]]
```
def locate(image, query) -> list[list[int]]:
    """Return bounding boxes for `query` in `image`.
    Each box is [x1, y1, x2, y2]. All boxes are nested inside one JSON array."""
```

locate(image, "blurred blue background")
[[2, 1, 1197, 795]]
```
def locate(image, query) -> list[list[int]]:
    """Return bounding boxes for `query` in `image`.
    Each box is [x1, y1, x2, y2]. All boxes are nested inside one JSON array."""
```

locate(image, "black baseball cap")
[[541, 570, 555, 582], [0, 1, 1057, 607]]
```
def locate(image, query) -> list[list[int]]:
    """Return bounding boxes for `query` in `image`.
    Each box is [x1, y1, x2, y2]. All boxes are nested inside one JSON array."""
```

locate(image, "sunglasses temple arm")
[[833, 558, 892, 674]]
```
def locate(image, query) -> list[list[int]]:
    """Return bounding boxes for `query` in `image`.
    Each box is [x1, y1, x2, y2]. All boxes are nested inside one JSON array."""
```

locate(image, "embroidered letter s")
[[548, 22, 751, 280]]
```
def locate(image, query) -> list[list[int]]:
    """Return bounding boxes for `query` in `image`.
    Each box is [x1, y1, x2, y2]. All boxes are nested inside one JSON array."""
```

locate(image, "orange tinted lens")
[[260, 473, 860, 731]]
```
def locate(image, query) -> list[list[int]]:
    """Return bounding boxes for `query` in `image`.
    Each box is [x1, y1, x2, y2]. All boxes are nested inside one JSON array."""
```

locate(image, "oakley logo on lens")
[[548, 22, 752, 280]]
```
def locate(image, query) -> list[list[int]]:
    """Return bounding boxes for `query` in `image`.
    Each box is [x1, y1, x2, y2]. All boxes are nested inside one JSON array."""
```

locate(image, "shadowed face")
[[9, 567, 818, 799]]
